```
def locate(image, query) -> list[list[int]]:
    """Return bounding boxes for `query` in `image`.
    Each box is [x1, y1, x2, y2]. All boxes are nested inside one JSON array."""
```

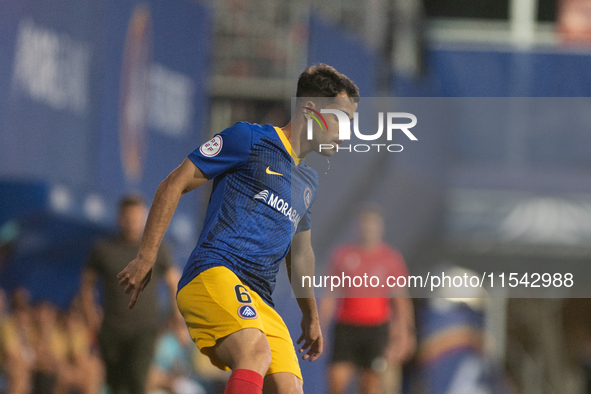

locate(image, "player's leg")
[[259, 304, 303, 394], [359, 369, 382, 394], [97, 329, 127, 394], [177, 267, 271, 394], [260, 302, 304, 394], [127, 329, 158, 394], [328, 323, 358, 394], [263, 372, 303, 394], [212, 328, 271, 394], [358, 322, 390, 394], [328, 362, 356, 394], [381, 363, 402, 394], [213, 327, 272, 376]]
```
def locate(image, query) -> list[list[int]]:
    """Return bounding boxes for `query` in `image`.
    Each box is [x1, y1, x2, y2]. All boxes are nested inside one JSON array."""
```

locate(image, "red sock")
[[224, 369, 264, 394]]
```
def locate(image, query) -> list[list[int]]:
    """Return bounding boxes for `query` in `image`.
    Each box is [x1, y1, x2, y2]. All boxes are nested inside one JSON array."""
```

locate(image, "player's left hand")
[[297, 316, 323, 362]]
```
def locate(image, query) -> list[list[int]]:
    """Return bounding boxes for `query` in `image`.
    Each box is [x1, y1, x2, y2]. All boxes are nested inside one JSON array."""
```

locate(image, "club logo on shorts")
[[304, 188, 312, 208], [199, 135, 223, 157], [238, 305, 258, 319]]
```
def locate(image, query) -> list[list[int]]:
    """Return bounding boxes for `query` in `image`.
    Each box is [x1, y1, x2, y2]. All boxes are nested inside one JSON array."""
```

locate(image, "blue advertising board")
[[0, 0, 212, 307]]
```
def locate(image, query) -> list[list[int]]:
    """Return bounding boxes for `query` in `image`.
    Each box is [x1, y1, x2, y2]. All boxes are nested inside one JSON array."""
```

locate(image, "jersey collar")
[[274, 127, 301, 165]]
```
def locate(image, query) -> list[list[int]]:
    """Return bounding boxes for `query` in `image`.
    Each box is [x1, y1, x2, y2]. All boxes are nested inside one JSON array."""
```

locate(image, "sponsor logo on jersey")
[[199, 135, 223, 157], [253, 190, 302, 228], [238, 305, 258, 319], [253, 190, 269, 202]]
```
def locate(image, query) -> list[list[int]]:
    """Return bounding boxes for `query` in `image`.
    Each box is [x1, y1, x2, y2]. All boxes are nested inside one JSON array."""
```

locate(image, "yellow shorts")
[[176, 266, 302, 381]]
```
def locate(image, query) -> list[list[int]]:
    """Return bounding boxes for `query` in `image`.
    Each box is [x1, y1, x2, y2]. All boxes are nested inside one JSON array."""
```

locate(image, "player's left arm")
[[286, 229, 323, 362], [118, 158, 209, 309]]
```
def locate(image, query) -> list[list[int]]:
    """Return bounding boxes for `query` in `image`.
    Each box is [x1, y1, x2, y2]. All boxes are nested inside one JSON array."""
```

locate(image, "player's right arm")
[[286, 229, 323, 362], [117, 158, 208, 309]]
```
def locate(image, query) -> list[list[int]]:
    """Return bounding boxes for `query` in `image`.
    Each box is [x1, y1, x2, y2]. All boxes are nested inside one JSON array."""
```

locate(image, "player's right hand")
[[297, 316, 323, 362], [117, 258, 153, 310]]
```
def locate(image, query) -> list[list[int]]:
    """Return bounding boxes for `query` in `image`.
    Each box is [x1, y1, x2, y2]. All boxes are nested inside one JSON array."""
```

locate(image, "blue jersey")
[[177, 122, 319, 306]]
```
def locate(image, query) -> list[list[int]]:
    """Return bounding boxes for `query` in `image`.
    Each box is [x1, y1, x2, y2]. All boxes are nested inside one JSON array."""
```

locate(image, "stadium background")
[[2, 0, 591, 393]]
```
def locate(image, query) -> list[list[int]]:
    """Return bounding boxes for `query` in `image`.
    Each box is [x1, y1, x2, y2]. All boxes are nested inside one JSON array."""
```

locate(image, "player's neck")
[[281, 117, 312, 159], [359, 239, 382, 251]]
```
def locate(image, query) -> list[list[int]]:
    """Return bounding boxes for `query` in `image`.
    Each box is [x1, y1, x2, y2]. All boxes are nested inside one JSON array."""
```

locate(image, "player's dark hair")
[[119, 193, 146, 211], [297, 64, 360, 102]]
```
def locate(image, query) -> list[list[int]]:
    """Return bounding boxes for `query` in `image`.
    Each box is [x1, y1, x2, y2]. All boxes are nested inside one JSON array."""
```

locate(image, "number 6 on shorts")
[[234, 284, 252, 304]]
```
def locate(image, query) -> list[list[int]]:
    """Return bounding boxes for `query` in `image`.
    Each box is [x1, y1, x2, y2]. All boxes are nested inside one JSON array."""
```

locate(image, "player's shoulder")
[[219, 121, 253, 139], [301, 162, 319, 181], [248, 122, 282, 142], [222, 122, 279, 144]]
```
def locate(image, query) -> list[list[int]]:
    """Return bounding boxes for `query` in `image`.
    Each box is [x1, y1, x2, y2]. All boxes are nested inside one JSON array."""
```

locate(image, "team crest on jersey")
[[304, 188, 312, 208], [199, 135, 223, 157], [238, 305, 258, 319]]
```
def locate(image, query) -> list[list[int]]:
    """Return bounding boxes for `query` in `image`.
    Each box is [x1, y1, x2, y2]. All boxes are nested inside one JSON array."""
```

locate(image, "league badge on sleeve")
[[199, 135, 223, 157]]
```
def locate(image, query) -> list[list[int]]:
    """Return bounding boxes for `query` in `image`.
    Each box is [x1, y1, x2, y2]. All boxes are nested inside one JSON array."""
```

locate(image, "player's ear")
[[302, 100, 316, 119]]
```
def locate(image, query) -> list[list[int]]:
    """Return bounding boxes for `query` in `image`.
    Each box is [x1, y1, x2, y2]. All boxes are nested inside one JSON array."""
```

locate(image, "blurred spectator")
[[146, 313, 206, 394], [56, 297, 104, 394], [80, 194, 180, 394], [190, 351, 229, 394], [408, 298, 512, 394], [320, 205, 416, 394], [0, 291, 104, 394], [0, 288, 35, 394], [30, 301, 66, 394]]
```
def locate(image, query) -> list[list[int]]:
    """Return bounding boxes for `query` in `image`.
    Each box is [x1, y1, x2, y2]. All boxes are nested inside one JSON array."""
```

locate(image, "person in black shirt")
[[80, 194, 180, 394]]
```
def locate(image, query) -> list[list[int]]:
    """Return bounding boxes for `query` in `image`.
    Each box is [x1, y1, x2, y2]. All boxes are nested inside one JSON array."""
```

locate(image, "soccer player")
[[117, 64, 359, 394], [320, 205, 416, 394]]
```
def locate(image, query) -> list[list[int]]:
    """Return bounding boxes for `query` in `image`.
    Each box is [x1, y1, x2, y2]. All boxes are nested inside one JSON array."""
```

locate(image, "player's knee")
[[216, 328, 272, 374], [285, 383, 304, 394], [251, 335, 272, 371], [280, 379, 304, 394], [232, 330, 272, 373], [262, 374, 303, 394]]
